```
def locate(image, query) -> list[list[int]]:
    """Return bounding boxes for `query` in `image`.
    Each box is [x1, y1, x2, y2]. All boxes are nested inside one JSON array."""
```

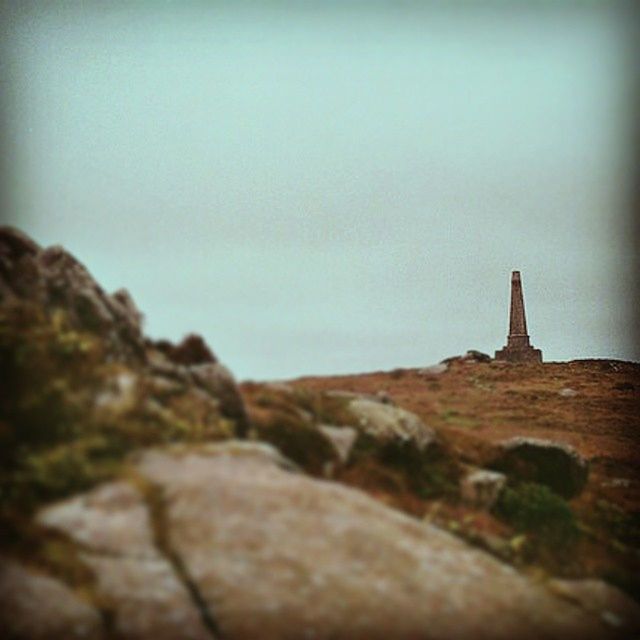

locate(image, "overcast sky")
[[1, 2, 637, 379]]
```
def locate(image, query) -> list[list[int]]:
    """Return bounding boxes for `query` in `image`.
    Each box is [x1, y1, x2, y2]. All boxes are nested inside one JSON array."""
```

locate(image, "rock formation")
[[1, 227, 638, 639]]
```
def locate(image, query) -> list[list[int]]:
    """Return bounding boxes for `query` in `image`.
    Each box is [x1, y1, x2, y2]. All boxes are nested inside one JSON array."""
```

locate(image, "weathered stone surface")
[[82, 555, 213, 640], [460, 468, 507, 510], [130, 442, 611, 640], [37, 481, 213, 640], [348, 397, 436, 450], [39, 481, 156, 558], [490, 437, 589, 498], [0, 226, 247, 429], [318, 425, 358, 463], [548, 579, 640, 634], [0, 558, 104, 639]]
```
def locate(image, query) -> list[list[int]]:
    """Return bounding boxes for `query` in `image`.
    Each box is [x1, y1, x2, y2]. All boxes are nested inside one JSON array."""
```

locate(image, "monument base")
[[494, 346, 543, 363]]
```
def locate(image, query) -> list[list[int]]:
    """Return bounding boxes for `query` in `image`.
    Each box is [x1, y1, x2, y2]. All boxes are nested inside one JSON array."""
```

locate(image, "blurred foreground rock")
[[18, 442, 625, 640]]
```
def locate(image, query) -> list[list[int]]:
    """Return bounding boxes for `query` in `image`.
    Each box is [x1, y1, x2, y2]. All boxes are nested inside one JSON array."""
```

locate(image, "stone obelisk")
[[495, 271, 542, 363]]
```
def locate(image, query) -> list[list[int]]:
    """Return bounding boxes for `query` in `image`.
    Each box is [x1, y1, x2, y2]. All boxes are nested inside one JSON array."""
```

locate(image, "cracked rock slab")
[[133, 441, 612, 640], [37, 481, 214, 640]]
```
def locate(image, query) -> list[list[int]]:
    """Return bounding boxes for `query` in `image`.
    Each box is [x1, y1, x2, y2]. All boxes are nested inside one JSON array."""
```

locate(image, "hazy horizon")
[[1, 2, 637, 380]]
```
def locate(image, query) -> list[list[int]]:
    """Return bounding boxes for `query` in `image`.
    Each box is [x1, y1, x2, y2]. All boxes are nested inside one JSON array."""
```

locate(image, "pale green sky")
[[1, 2, 636, 379]]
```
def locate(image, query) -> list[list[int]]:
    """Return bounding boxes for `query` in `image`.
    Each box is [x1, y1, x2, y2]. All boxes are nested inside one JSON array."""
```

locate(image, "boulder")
[[35, 442, 615, 640], [348, 397, 436, 451], [460, 468, 507, 510], [489, 437, 589, 499]]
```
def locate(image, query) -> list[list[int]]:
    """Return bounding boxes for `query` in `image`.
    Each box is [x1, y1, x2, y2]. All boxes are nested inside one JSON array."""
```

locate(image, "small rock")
[[460, 469, 507, 510], [559, 388, 578, 398], [318, 425, 359, 463]]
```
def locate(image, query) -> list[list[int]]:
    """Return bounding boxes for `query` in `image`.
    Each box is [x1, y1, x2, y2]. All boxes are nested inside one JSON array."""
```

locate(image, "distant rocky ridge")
[[1, 226, 639, 639]]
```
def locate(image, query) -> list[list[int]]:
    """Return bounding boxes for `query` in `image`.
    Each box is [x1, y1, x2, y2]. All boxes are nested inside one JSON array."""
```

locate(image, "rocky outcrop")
[[26, 442, 618, 640], [489, 437, 589, 499], [0, 226, 247, 428], [0, 226, 145, 360], [348, 397, 436, 451]]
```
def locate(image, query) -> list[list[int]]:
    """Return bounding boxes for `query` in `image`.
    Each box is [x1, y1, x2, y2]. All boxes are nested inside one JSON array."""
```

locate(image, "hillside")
[[1, 226, 639, 639], [279, 357, 640, 594]]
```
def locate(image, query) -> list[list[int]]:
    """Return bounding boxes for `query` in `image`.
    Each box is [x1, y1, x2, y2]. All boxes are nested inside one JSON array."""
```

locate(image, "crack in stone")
[[138, 478, 224, 640]]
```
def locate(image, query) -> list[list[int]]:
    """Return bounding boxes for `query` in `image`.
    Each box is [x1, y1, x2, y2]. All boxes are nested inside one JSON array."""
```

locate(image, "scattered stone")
[[0, 558, 104, 639], [318, 425, 359, 463], [490, 437, 589, 498], [460, 469, 507, 510], [348, 397, 436, 450]]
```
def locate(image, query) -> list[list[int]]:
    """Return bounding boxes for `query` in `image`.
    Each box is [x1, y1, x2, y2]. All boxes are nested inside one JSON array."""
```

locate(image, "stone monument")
[[495, 271, 542, 363]]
